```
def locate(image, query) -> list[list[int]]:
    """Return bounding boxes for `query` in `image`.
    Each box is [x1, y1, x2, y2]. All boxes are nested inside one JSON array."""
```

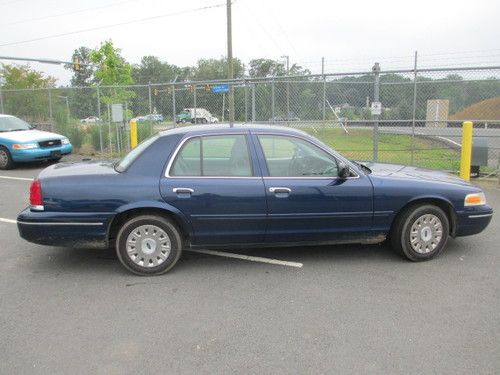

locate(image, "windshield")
[[0, 116, 32, 132], [115, 135, 159, 172]]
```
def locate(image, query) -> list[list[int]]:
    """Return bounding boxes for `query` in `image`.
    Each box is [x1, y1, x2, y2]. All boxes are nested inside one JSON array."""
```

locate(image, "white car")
[[80, 116, 100, 123]]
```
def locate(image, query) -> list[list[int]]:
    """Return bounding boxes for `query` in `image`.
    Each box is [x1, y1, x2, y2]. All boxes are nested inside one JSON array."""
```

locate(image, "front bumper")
[[455, 205, 494, 237], [17, 208, 113, 248], [11, 144, 73, 162]]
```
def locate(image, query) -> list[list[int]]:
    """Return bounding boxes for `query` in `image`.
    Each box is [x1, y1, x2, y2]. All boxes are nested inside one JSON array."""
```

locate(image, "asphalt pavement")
[[0, 161, 499, 374]]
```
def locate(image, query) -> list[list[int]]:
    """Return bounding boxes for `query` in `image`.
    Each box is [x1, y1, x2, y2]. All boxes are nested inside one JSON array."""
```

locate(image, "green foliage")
[[90, 124, 108, 151], [132, 56, 187, 84], [0, 64, 56, 121], [90, 40, 135, 105]]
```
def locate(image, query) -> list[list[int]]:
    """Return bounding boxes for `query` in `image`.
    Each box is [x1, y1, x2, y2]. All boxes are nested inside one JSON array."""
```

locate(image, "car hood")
[[39, 160, 118, 179], [359, 161, 471, 186], [0, 129, 65, 143]]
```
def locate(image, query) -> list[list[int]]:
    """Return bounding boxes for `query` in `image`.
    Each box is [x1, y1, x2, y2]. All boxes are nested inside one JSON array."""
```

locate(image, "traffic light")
[[72, 56, 80, 71], [204, 84, 211, 92]]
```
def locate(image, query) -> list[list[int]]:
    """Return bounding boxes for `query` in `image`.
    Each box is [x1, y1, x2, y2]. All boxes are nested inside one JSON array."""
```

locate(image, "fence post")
[[107, 104, 112, 155], [271, 80, 275, 121], [322, 57, 326, 122], [251, 84, 256, 122], [460, 121, 473, 181], [244, 82, 248, 122], [410, 51, 418, 165], [193, 84, 197, 123], [372, 63, 381, 162], [96, 84, 103, 153], [148, 81, 152, 114], [171, 84, 176, 127], [0, 85, 4, 114], [48, 88, 54, 132]]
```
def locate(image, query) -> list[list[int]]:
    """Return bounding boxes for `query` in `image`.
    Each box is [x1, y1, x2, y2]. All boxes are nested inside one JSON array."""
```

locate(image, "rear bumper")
[[455, 205, 494, 237], [17, 208, 113, 248], [11, 144, 73, 162]]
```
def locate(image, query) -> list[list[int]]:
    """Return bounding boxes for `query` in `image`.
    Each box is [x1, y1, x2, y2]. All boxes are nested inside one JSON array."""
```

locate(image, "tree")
[[191, 57, 244, 81], [0, 64, 56, 121], [65, 46, 97, 119], [90, 40, 135, 106], [132, 56, 186, 84]]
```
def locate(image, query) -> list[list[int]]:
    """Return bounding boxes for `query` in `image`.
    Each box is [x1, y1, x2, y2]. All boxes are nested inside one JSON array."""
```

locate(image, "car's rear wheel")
[[0, 146, 14, 170], [116, 215, 182, 275], [391, 204, 449, 261]]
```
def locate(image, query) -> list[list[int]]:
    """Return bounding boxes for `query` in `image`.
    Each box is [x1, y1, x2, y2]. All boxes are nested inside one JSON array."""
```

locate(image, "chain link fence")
[[1, 65, 499, 176]]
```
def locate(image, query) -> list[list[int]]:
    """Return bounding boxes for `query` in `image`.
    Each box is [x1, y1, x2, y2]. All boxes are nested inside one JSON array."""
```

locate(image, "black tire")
[[0, 146, 14, 170], [201, 118, 208, 124], [116, 215, 183, 275], [390, 204, 449, 262]]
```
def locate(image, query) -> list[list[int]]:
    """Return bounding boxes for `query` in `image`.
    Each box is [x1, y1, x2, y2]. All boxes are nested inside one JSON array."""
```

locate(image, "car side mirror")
[[338, 162, 350, 178]]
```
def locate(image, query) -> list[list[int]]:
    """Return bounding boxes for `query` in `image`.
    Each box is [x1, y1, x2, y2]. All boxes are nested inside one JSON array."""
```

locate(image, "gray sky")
[[1, 0, 499, 85]]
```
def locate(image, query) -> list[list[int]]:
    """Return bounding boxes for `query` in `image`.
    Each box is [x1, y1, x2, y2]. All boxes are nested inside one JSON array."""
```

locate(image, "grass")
[[307, 128, 461, 171]]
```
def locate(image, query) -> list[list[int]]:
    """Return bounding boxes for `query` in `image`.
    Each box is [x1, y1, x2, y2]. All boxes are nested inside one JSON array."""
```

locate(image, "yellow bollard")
[[130, 119, 138, 149], [459, 121, 473, 181]]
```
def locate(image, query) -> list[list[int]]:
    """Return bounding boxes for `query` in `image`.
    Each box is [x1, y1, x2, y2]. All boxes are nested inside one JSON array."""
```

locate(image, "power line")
[[4, 0, 139, 27], [0, 2, 226, 48]]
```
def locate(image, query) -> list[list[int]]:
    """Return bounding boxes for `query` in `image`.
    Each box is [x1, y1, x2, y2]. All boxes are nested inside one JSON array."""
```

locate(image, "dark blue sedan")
[[17, 125, 493, 275]]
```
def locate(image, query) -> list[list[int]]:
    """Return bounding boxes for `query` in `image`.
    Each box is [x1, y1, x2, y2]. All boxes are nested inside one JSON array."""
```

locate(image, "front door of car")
[[160, 133, 267, 246], [253, 133, 374, 244]]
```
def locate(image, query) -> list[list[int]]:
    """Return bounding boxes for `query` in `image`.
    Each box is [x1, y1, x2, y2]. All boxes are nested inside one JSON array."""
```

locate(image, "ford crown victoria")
[[17, 125, 493, 275]]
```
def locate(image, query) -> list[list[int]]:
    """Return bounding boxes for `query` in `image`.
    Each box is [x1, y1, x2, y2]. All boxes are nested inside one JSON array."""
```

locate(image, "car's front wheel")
[[116, 215, 183, 275], [391, 204, 449, 261], [0, 146, 14, 170]]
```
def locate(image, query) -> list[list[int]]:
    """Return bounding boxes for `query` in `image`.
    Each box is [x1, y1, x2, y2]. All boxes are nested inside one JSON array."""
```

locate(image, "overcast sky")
[[1, 0, 499, 85]]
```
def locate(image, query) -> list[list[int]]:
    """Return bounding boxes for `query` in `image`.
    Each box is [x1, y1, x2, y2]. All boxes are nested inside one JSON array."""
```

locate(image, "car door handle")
[[173, 188, 194, 194], [269, 187, 291, 194]]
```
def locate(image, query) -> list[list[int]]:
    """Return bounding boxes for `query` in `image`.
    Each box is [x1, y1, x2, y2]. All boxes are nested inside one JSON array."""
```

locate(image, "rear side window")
[[170, 135, 252, 177]]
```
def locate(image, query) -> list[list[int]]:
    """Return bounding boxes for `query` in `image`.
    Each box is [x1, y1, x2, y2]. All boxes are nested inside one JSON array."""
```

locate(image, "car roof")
[[0, 114, 14, 118], [158, 123, 309, 137]]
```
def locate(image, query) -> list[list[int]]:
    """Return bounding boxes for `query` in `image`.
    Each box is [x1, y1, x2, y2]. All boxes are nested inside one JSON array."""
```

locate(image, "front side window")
[[170, 134, 252, 177], [258, 135, 338, 177]]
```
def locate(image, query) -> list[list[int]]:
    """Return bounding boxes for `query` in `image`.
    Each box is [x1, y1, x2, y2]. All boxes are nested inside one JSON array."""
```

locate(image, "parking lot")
[[0, 161, 499, 374]]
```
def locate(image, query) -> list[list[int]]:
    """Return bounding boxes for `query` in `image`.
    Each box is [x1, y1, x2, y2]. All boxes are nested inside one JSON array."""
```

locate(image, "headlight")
[[61, 138, 70, 145], [464, 192, 486, 206], [12, 143, 38, 150]]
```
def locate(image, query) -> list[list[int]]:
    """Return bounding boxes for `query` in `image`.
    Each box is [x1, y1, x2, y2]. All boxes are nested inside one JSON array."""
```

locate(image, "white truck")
[[176, 108, 219, 124]]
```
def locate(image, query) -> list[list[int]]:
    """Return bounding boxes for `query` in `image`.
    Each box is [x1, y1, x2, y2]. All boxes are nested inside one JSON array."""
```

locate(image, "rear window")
[[115, 135, 158, 172]]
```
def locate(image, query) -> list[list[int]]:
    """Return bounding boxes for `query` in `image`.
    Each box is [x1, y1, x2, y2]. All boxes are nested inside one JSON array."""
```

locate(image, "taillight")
[[30, 179, 44, 210]]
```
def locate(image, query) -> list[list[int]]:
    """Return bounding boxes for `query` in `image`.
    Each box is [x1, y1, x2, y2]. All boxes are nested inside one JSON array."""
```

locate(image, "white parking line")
[[0, 217, 303, 268], [0, 175, 34, 181], [0, 218, 17, 224], [187, 249, 303, 268]]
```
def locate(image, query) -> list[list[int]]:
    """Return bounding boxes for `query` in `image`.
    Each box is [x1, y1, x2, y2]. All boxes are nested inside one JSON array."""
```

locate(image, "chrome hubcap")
[[126, 225, 171, 268], [410, 214, 443, 254]]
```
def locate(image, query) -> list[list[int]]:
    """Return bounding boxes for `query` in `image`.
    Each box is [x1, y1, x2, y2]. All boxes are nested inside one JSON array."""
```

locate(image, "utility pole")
[[227, 0, 234, 126], [282, 55, 290, 118]]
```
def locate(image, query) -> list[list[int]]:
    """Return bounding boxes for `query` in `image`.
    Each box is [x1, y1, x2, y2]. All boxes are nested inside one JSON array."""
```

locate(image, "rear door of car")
[[252, 132, 374, 244], [159, 131, 267, 246]]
